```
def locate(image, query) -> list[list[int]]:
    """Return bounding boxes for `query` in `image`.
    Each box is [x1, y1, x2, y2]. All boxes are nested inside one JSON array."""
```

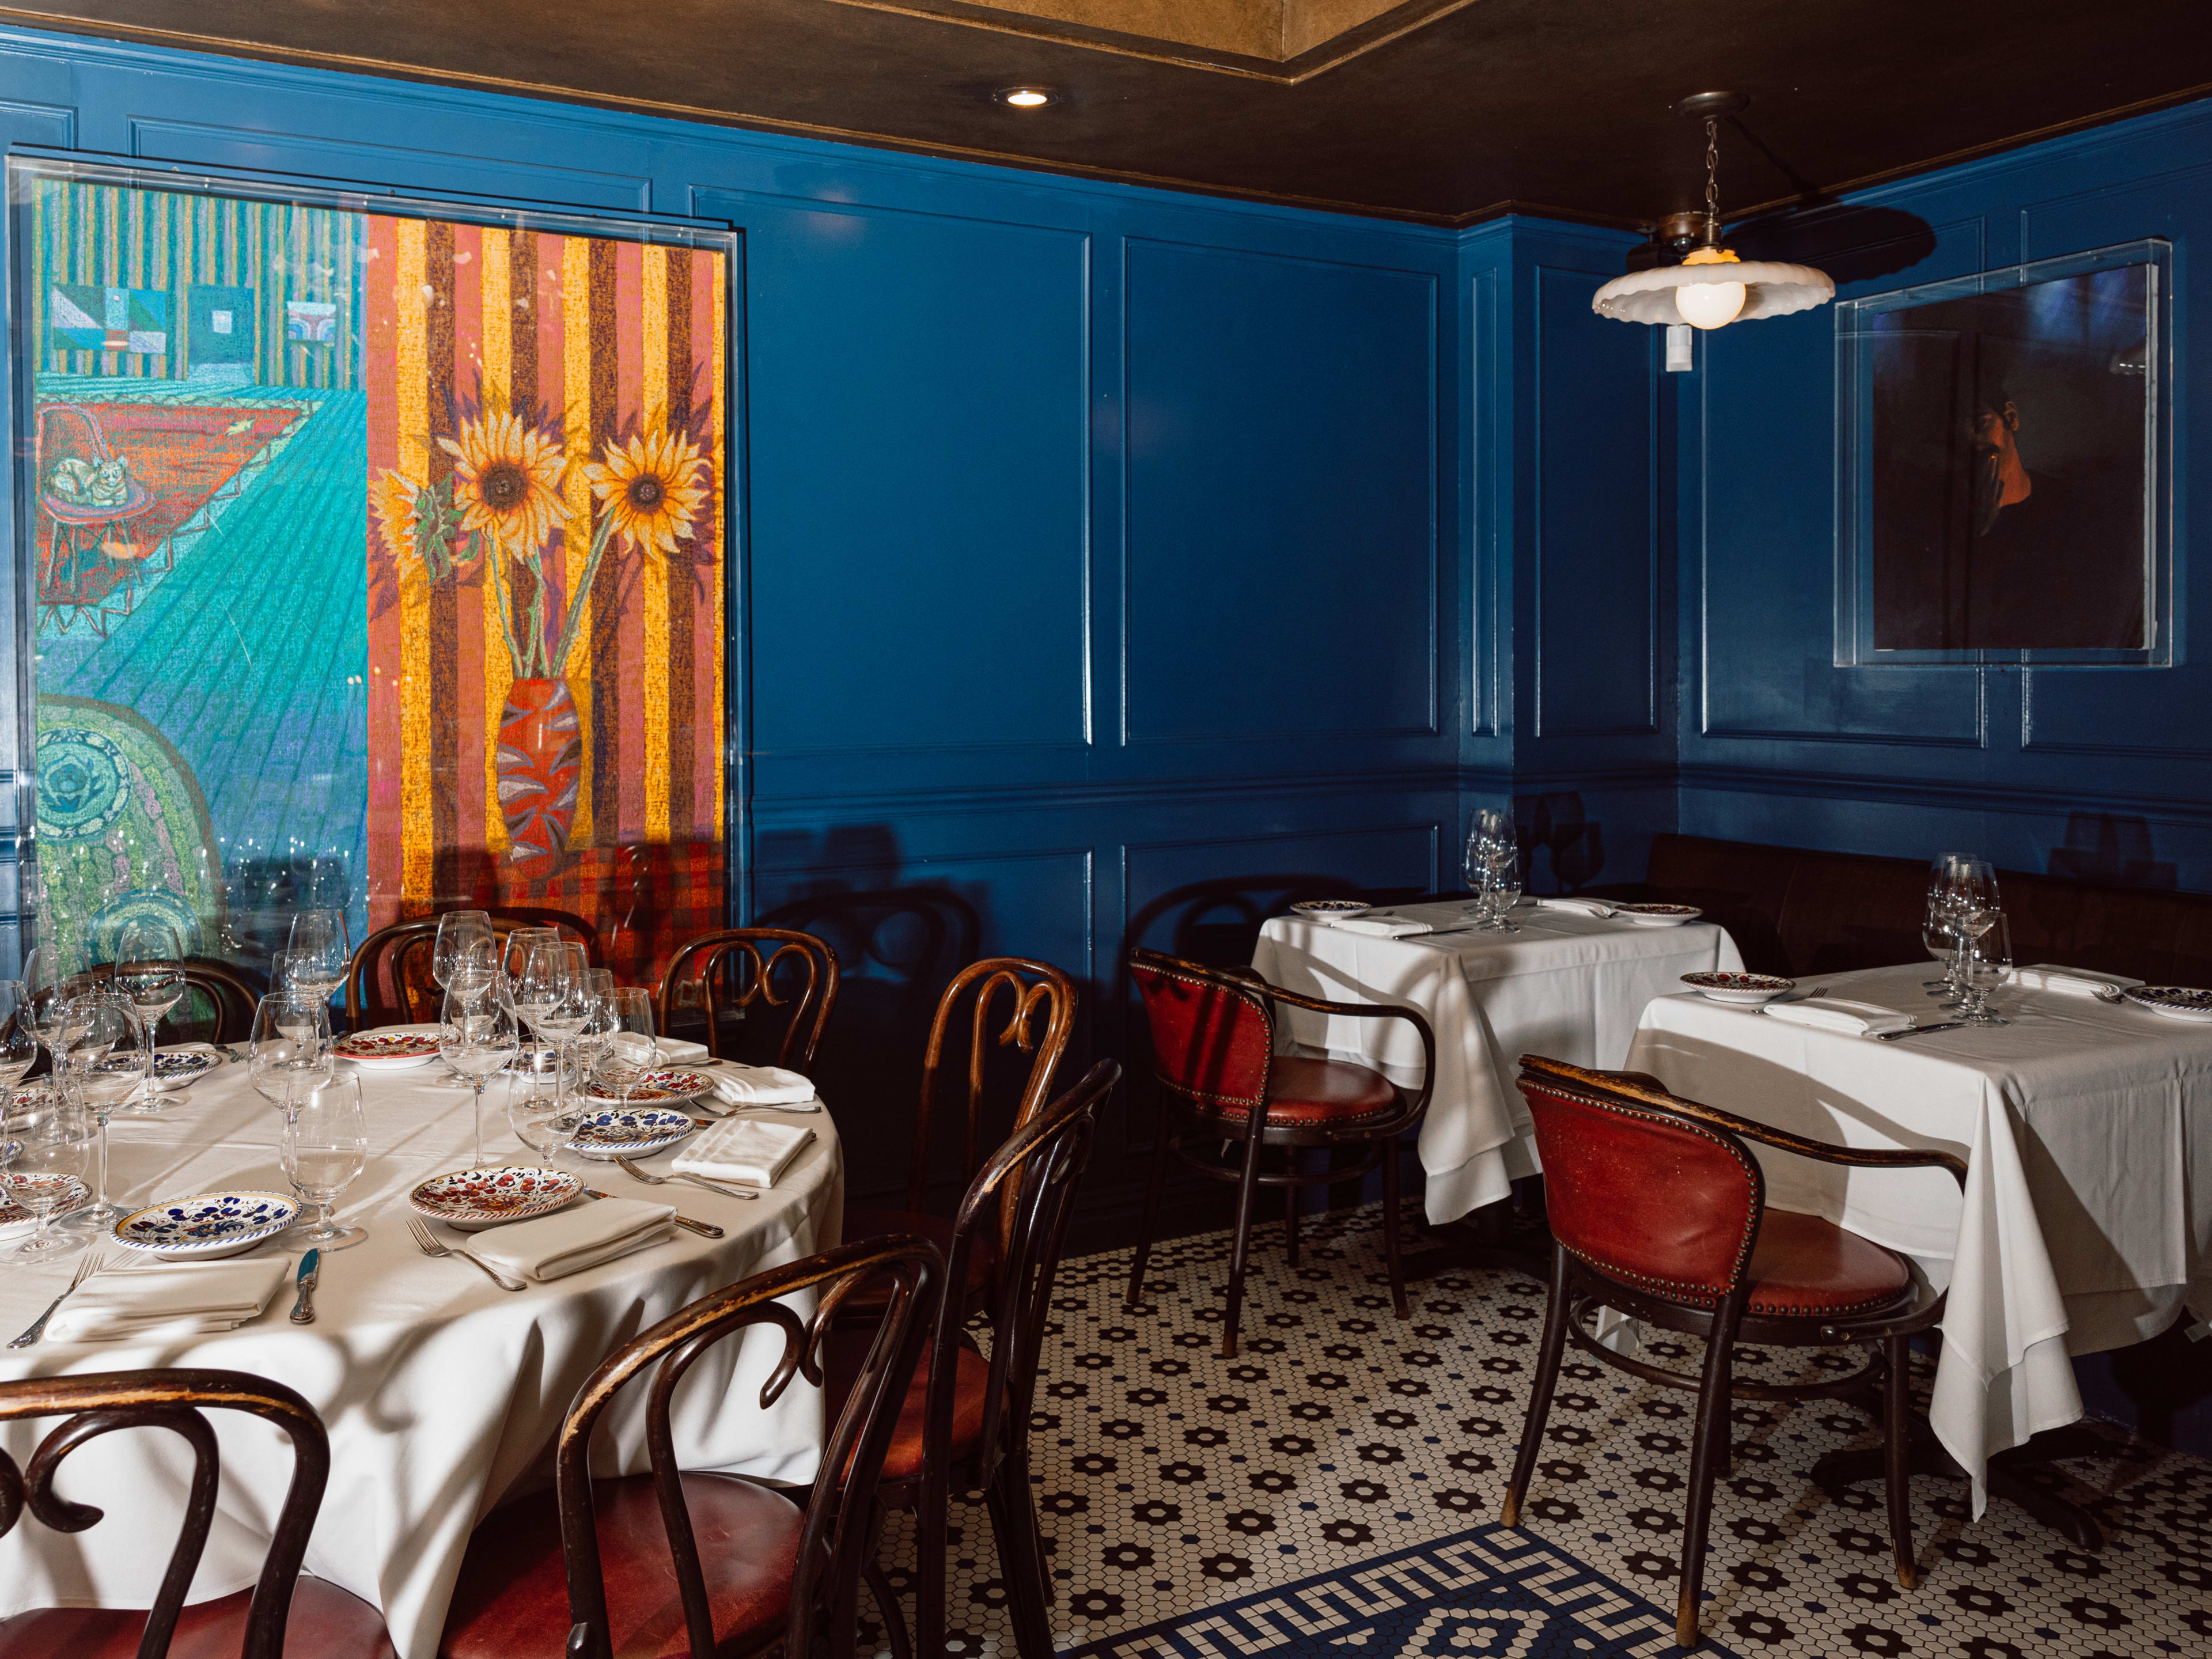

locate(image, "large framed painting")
[[1834, 238, 2171, 667], [7, 157, 736, 985]]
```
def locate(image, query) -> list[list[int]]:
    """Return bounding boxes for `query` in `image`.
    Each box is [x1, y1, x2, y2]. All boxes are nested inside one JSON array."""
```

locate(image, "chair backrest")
[[902, 957, 1078, 1216], [927, 1059, 1115, 1493], [556, 1236, 938, 1659], [0, 1368, 331, 1659], [1126, 947, 1274, 1110], [1516, 1054, 1764, 1305], [655, 929, 839, 1073], [345, 911, 597, 1026], [175, 957, 266, 1044]]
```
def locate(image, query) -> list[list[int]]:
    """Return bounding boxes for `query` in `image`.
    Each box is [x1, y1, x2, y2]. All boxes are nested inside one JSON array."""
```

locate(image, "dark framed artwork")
[[1834, 239, 2171, 666]]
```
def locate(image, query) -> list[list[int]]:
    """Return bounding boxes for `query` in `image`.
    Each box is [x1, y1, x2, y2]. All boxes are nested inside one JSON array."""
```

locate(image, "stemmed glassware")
[[59, 990, 145, 1229], [113, 919, 187, 1112], [24, 945, 88, 1076], [0, 982, 41, 1095], [433, 911, 496, 998], [523, 942, 591, 1128], [286, 907, 351, 1015], [502, 926, 561, 1088], [1464, 809, 1522, 932], [282, 1071, 369, 1249], [440, 975, 521, 1168], [588, 988, 660, 1114], [1958, 910, 2014, 1026], [249, 991, 334, 1112], [2, 1087, 92, 1260]]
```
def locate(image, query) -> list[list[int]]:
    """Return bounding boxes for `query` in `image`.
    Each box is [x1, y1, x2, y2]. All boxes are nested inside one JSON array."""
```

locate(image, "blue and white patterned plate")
[[562, 1107, 697, 1160], [113, 1190, 298, 1259], [147, 1049, 221, 1090], [1290, 899, 1371, 924], [2122, 985, 2212, 1023]]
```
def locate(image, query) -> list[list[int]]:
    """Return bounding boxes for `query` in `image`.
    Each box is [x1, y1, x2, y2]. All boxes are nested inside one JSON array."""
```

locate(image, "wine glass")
[[58, 990, 144, 1227], [286, 908, 351, 1013], [1959, 910, 2014, 1026], [24, 945, 85, 1073], [523, 942, 590, 1126], [2, 1086, 91, 1260], [1467, 809, 1521, 932], [588, 988, 659, 1114], [282, 1071, 369, 1249], [1920, 904, 1961, 1002], [248, 991, 333, 1112], [0, 982, 41, 1094], [433, 911, 496, 996], [502, 926, 561, 1079], [113, 919, 187, 1110], [1461, 810, 1507, 922], [441, 979, 521, 1168]]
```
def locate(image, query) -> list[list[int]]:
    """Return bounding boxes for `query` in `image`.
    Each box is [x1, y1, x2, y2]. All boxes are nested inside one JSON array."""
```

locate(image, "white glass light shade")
[[1674, 279, 1745, 329], [1591, 259, 1834, 326]]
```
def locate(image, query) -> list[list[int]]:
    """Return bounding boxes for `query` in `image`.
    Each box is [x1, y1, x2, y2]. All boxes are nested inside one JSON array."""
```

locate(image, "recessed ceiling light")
[[994, 87, 1058, 109]]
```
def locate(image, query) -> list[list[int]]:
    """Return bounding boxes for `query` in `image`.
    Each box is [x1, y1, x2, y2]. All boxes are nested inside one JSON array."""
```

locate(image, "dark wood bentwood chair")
[[176, 957, 266, 1044], [842, 957, 1078, 1319], [1501, 1055, 1968, 1649], [1124, 947, 1434, 1358], [0, 1368, 395, 1658], [832, 1058, 1116, 1659], [655, 929, 840, 1073], [346, 911, 597, 1028], [438, 1235, 939, 1659]]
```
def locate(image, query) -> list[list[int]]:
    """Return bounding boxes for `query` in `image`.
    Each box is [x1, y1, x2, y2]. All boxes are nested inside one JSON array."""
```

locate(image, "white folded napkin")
[[674, 1119, 816, 1188], [1536, 896, 1616, 918], [46, 1256, 290, 1342], [656, 1037, 711, 1063], [1761, 997, 1917, 1038], [464, 1196, 676, 1282], [1327, 917, 1434, 938], [2009, 964, 2143, 997], [707, 1063, 817, 1107]]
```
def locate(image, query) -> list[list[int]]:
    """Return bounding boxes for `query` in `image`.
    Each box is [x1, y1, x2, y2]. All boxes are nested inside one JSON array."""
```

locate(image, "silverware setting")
[[10, 1251, 107, 1348], [581, 1187, 723, 1238], [406, 1217, 526, 1291], [289, 1248, 321, 1324], [1874, 1022, 1967, 1040], [612, 1153, 757, 1201]]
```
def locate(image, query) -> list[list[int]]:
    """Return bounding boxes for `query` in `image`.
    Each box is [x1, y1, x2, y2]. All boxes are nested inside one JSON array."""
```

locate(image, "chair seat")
[[839, 1209, 995, 1306], [439, 1472, 800, 1659], [1194, 1056, 1399, 1127], [1744, 1209, 1912, 1317], [825, 1329, 990, 1483], [0, 1576, 395, 1659]]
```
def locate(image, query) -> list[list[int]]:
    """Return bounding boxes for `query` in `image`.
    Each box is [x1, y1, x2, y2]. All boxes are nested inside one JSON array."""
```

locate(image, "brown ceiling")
[[9, 0, 2212, 228]]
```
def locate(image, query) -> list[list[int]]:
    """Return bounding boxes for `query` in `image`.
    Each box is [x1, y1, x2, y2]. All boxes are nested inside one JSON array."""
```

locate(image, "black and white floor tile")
[[865, 1201, 2212, 1657]]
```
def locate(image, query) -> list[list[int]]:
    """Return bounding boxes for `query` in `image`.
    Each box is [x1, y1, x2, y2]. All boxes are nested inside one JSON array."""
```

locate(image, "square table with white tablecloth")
[[1626, 962, 2212, 1512], [0, 1055, 843, 1659], [1252, 902, 1743, 1224]]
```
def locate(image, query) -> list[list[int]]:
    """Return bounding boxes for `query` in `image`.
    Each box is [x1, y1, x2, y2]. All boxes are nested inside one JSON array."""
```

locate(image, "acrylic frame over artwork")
[[1832, 238, 2173, 669], [5, 153, 743, 987]]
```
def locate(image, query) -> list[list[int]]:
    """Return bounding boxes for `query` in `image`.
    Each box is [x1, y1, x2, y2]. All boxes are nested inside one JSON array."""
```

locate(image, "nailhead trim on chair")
[[1132, 960, 1272, 1109]]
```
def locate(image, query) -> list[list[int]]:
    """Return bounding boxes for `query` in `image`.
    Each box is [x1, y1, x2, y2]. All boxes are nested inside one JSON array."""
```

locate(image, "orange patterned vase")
[[497, 677, 582, 880]]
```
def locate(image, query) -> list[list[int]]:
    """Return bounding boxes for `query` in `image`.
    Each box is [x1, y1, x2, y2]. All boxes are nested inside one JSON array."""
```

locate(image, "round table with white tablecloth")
[[0, 1052, 843, 1659]]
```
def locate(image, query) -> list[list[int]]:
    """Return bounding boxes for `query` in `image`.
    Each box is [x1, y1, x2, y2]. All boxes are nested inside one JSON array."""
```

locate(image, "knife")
[[1872, 1022, 1967, 1040], [582, 1188, 724, 1239], [289, 1249, 320, 1324]]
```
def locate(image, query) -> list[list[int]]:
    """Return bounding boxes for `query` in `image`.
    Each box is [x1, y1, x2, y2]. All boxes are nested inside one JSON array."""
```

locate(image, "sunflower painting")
[[362, 217, 727, 982]]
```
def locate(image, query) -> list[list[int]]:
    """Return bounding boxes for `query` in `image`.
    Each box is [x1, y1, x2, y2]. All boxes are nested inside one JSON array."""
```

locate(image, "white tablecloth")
[[0, 1056, 844, 1658], [1252, 903, 1744, 1223], [1626, 963, 2212, 1512]]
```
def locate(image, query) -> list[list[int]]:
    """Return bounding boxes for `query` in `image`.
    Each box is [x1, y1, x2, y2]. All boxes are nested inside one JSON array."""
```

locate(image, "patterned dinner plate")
[[563, 1107, 698, 1159], [2121, 985, 2212, 1022], [335, 1028, 444, 1069], [1614, 902, 1703, 927], [580, 1068, 718, 1105], [1680, 970, 1795, 1006], [1289, 899, 1372, 924], [148, 1048, 221, 1090], [113, 1190, 298, 1259], [410, 1165, 584, 1232]]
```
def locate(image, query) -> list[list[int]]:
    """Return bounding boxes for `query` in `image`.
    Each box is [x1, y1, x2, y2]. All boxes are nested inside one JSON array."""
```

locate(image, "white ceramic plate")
[[335, 1025, 444, 1070], [1615, 903, 1703, 928], [1680, 971, 1795, 1006], [113, 1190, 297, 1260]]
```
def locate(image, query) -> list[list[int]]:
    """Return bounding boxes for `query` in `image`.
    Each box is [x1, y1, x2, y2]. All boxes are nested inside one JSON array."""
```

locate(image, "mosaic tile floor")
[[862, 1199, 2212, 1658]]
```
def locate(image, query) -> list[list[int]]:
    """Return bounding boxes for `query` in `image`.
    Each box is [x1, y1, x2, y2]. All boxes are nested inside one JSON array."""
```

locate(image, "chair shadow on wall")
[[1517, 792, 1608, 895], [2048, 812, 2175, 889]]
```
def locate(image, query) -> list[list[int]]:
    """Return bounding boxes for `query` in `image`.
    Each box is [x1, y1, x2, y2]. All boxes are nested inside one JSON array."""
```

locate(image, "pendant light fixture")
[[1592, 93, 1834, 368]]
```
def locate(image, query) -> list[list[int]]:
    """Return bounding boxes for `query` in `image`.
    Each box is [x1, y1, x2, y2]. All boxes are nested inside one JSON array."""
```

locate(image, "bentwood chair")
[[1501, 1055, 1968, 1649], [830, 1059, 1115, 1659], [437, 1236, 940, 1659], [656, 929, 840, 1073], [1124, 947, 1433, 1358], [345, 912, 596, 1028], [176, 956, 266, 1043], [841, 957, 1078, 1320], [0, 1368, 395, 1658]]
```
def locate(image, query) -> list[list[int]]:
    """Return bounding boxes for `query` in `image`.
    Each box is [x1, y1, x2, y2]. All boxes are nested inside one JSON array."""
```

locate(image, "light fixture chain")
[[1704, 116, 1721, 242]]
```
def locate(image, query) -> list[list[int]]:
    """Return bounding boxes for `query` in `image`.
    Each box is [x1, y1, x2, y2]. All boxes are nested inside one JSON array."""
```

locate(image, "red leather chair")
[[827, 1058, 1113, 1659], [1123, 947, 1433, 1358], [0, 1368, 393, 1658], [1501, 1055, 1967, 1649], [438, 1235, 939, 1659], [841, 956, 1077, 1321]]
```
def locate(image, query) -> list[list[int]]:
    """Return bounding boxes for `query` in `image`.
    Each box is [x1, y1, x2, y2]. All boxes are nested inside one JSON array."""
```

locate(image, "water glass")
[[522, 942, 591, 1124], [113, 919, 187, 1111], [286, 908, 352, 1010], [249, 991, 334, 1111], [588, 988, 659, 1111], [0, 981, 40, 1094], [61, 991, 144, 1225], [2, 1088, 92, 1260], [1959, 911, 2014, 1026], [24, 946, 88, 1071], [1465, 809, 1521, 932], [441, 980, 521, 1168], [283, 1071, 369, 1249]]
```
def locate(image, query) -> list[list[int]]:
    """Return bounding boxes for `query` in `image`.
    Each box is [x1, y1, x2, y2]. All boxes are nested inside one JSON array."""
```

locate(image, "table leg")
[[1403, 1196, 1550, 1284], [1811, 1412, 2107, 1551]]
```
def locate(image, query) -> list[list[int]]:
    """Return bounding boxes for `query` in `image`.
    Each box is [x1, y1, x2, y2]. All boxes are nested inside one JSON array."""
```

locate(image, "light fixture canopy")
[[993, 86, 1059, 108], [1592, 92, 1834, 334]]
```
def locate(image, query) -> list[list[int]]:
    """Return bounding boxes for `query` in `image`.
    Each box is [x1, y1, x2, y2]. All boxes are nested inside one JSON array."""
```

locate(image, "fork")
[[406, 1217, 526, 1291], [10, 1251, 107, 1348], [612, 1154, 757, 1201]]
